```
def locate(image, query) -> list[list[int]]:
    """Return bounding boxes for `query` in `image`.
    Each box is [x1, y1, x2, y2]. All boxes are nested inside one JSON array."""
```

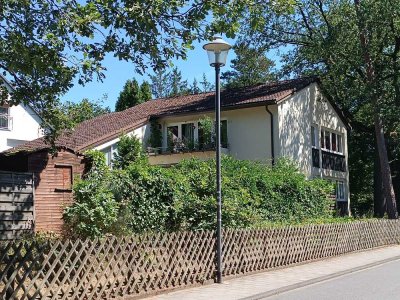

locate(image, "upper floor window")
[[166, 119, 228, 152], [0, 106, 10, 130], [321, 129, 343, 154], [311, 125, 318, 148]]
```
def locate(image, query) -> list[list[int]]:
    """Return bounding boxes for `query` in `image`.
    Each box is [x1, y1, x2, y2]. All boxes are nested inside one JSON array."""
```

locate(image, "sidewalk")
[[147, 245, 400, 300]]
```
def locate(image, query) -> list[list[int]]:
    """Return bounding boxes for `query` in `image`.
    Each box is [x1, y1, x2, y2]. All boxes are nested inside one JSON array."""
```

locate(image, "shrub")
[[113, 134, 145, 169], [66, 154, 334, 237], [63, 150, 120, 238]]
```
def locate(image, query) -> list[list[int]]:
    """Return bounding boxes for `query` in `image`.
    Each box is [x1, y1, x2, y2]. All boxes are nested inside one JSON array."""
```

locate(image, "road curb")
[[239, 255, 400, 300]]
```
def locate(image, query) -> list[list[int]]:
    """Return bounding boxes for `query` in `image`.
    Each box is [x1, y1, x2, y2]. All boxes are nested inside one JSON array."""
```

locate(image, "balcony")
[[321, 150, 346, 172], [147, 142, 229, 166]]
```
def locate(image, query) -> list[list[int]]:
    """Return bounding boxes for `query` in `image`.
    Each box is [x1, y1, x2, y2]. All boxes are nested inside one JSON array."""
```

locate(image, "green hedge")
[[64, 151, 334, 238]]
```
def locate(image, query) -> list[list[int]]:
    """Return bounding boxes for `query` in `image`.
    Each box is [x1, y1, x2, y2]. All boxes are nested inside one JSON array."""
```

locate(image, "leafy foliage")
[[113, 135, 145, 169], [149, 67, 190, 98], [200, 73, 215, 92], [60, 97, 110, 126], [221, 42, 276, 88], [115, 79, 151, 112], [147, 120, 163, 150], [225, 0, 400, 216], [63, 150, 119, 238], [65, 155, 333, 237]]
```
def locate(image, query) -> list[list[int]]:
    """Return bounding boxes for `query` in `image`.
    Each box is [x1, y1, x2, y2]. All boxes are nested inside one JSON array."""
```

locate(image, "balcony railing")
[[321, 150, 346, 172], [0, 114, 12, 130]]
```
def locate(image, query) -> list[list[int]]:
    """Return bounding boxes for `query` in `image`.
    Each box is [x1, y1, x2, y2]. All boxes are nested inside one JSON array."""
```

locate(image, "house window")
[[311, 125, 318, 148], [321, 129, 343, 154], [336, 180, 345, 201], [166, 119, 228, 151], [182, 123, 195, 145], [0, 106, 10, 130], [167, 125, 179, 149], [221, 120, 228, 148], [100, 144, 118, 167]]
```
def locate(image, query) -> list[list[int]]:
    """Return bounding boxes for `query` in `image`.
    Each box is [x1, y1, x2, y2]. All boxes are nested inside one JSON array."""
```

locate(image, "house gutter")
[[265, 105, 275, 165]]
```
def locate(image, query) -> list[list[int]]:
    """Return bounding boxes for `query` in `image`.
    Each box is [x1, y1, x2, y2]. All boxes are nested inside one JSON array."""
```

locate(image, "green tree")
[[140, 81, 152, 102], [169, 67, 189, 97], [190, 78, 201, 94], [63, 150, 120, 238], [115, 79, 141, 112], [61, 97, 110, 126], [113, 135, 145, 169], [2, 0, 272, 136], [150, 69, 170, 98], [221, 42, 275, 88], [200, 73, 214, 92], [229, 0, 400, 218]]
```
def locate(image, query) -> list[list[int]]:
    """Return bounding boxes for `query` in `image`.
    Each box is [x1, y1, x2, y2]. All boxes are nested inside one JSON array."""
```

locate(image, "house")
[[0, 74, 44, 152], [0, 77, 351, 234]]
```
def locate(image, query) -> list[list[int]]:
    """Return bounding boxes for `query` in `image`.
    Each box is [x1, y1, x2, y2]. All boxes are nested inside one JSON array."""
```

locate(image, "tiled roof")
[[2, 77, 316, 155]]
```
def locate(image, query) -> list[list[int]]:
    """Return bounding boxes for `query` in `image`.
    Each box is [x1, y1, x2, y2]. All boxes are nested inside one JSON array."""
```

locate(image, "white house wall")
[[277, 84, 315, 174], [0, 103, 43, 152], [277, 83, 350, 203]]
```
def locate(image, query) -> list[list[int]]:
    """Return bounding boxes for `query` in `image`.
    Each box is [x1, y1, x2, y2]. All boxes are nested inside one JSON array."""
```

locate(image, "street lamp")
[[203, 35, 231, 284]]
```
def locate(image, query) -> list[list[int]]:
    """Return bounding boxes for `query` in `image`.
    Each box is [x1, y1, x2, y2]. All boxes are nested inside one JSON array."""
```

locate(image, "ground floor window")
[[336, 180, 345, 201]]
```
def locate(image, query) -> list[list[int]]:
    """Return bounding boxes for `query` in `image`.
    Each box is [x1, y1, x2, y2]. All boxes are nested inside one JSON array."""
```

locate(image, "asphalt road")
[[265, 259, 400, 300]]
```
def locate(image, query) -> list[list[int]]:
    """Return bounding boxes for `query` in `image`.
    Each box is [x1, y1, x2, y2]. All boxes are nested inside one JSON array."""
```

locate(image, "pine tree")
[[140, 81, 152, 102], [190, 78, 201, 94], [221, 42, 275, 89], [169, 67, 189, 97], [150, 69, 170, 99], [115, 79, 141, 112], [200, 73, 214, 92]]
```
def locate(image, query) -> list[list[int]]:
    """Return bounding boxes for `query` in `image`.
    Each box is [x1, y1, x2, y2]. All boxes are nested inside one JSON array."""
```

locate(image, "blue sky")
[[61, 37, 285, 110], [61, 38, 236, 110]]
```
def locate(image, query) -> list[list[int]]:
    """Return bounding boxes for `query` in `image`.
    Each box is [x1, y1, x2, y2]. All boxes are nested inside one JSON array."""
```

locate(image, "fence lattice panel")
[[1, 220, 399, 299]]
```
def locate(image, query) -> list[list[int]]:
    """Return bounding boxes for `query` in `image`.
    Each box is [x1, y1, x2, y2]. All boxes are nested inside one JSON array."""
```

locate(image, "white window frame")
[[100, 143, 118, 168], [320, 127, 343, 154], [0, 106, 11, 130], [311, 124, 319, 148], [336, 180, 345, 201], [166, 121, 197, 148], [165, 118, 228, 150]]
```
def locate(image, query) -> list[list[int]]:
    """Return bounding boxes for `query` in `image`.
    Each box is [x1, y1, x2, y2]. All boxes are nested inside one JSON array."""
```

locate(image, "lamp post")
[[203, 35, 231, 284]]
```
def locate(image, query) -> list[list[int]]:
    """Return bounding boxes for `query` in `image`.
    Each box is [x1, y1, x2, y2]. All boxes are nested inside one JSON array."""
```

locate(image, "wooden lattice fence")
[[1, 220, 400, 299]]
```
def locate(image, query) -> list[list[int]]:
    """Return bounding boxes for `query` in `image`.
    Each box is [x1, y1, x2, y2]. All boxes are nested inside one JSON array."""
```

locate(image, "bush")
[[63, 150, 120, 238], [65, 154, 334, 238], [113, 134, 145, 169], [169, 157, 333, 230]]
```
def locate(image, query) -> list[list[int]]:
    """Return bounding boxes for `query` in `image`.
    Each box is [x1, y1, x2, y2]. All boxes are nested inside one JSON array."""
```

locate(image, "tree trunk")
[[354, 0, 398, 218], [373, 107, 398, 218], [374, 142, 386, 217]]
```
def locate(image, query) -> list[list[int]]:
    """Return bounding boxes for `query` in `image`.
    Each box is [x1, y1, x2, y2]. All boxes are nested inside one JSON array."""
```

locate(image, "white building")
[[2, 77, 351, 218], [0, 75, 43, 152], [92, 78, 350, 213]]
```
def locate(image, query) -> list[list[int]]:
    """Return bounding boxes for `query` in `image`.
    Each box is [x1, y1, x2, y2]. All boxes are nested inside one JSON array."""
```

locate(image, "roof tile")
[[2, 77, 316, 155]]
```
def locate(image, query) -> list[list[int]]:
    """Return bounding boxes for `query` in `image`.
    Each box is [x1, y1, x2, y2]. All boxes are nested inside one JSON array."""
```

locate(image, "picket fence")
[[1, 219, 399, 299]]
